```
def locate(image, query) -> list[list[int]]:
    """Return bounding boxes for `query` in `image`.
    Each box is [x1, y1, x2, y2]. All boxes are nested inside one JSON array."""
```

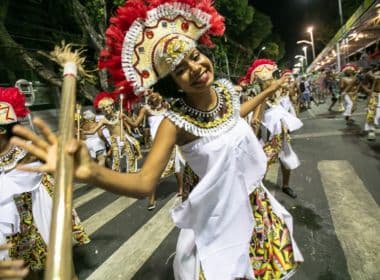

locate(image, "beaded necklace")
[[165, 79, 240, 137], [0, 145, 27, 172]]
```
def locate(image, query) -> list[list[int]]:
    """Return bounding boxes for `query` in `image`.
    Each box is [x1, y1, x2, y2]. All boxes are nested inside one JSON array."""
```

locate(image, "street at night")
[[1, 0, 379, 279]]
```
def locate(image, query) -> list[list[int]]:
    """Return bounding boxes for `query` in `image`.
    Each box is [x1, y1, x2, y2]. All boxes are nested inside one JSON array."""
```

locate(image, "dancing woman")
[[241, 59, 303, 199], [12, 1, 303, 279]]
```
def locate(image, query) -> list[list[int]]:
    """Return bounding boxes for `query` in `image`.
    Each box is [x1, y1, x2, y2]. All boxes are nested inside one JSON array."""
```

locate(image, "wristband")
[[63, 62, 77, 77]]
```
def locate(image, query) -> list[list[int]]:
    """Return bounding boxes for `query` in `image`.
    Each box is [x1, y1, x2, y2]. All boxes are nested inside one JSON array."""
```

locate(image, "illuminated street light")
[[302, 46, 308, 66], [256, 46, 266, 59], [307, 26, 316, 60]]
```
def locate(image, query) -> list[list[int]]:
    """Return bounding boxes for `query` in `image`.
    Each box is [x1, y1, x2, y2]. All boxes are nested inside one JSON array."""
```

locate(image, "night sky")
[[251, 0, 343, 66]]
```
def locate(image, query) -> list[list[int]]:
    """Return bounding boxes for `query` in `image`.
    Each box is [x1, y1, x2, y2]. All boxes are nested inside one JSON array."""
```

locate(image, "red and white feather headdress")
[[93, 92, 116, 110], [241, 59, 277, 84], [99, 0, 225, 102]]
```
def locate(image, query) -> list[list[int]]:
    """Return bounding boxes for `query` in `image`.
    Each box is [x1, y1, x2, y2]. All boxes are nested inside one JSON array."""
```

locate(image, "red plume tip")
[[0, 87, 29, 119]]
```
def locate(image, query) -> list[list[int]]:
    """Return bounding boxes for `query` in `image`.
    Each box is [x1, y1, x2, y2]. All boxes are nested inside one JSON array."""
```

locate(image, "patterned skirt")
[[161, 148, 176, 178], [6, 174, 90, 271], [199, 186, 299, 280], [249, 186, 299, 279], [263, 134, 291, 168], [366, 94, 379, 125], [110, 135, 142, 172]]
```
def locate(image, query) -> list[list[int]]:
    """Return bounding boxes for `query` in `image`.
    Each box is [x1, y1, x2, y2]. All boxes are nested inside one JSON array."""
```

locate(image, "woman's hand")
[[0, 244, 28, 279], [272, 74, 290, 89], [11, 118, 94, 182]]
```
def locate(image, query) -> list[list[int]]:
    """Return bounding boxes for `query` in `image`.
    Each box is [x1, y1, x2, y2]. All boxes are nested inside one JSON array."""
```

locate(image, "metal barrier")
[[15, 79, 36, 131]]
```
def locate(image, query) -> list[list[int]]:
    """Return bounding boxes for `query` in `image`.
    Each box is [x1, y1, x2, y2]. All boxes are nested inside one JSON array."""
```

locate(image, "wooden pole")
[[44, 64, 76, 280]]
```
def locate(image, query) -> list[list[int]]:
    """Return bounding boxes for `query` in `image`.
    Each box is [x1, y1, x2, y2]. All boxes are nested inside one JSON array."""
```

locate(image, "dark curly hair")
[[153, 46, 215, 99]]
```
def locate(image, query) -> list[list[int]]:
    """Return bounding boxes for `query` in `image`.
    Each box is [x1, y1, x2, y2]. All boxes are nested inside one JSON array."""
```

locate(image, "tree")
[[212, 7, 275, 79], [0, 0, 125, 100], [215, 0, 255, 39], [240, 10, 273, 51], [261, 42, 280, 61], [263, 33, 286, 61], [0, 0, 286, 98]]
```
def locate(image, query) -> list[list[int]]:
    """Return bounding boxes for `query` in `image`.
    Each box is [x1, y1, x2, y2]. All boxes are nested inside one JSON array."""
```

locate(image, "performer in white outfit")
[[362, 67, 380, 140], [13, 1, 303, 279], [242, 59, 303, 198], [81, 110, 106, 165], [0, 87, 89, 277], [279, 69, 297, 117], [125, 91, 185, 210], [92, 92, 142, 172], [339, 64, 360, 124]]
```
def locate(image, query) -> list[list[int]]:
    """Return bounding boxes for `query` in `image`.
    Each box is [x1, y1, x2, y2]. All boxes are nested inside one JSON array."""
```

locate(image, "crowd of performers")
[[296, 63, 380, 140], [1, 0, 378, 279]]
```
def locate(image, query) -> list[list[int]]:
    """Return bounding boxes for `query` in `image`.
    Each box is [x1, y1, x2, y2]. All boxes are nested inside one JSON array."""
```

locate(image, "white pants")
[[343, 95, 353, 117]]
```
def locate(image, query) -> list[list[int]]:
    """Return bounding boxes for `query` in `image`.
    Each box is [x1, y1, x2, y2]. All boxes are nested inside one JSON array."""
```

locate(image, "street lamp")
[[295, 55, 306, 73], [338, 0, 344, 26], [296, 29, 315, 61], [307, 26, 316, 60], [302, 46, 308, 66], [256, 46, 266, 59]]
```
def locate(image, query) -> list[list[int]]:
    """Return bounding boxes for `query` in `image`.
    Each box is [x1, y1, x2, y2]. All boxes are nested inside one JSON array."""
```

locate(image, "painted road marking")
[[83, 196, 137, 236], [87, 195, 178, 280], [74, 183, 87, 191], [74, 189, 105, 208], [293, 129, 380, 140], [318, 160, 380, 279], [300, 112, 366, 121]]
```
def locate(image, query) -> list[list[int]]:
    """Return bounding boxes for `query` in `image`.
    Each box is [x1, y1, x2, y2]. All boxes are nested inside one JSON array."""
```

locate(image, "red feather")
[[197, 0, 225, 36], [93, 92, 116, 110], [0, 87, 29, 119], [243, 59, 277, 83]]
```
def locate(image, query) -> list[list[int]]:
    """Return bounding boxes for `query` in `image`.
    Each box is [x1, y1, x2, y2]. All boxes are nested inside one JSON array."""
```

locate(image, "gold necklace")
[[165, 79, 240, 137], [0, 145, 27, 172]]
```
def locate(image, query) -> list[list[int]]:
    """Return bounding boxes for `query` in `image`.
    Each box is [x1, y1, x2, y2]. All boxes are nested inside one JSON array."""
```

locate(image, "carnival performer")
[[340, 64, 360, 124], [125, 91, 185, 210], [279, 69, 297, 117], [299, 76, 312, 110], [363, 65, 380, 140], [81, 110, 107, 166], [241, 59, 303, 199], [12, 1, 303, 279], [92, 92, 142, 172], [0, 87, 89, 276]]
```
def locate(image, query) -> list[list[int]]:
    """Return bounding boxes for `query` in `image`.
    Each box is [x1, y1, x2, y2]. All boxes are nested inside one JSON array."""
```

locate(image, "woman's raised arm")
[[240, 75, 288, 118], [123, 107, 147, 128], [11, 117, 177, 198]]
